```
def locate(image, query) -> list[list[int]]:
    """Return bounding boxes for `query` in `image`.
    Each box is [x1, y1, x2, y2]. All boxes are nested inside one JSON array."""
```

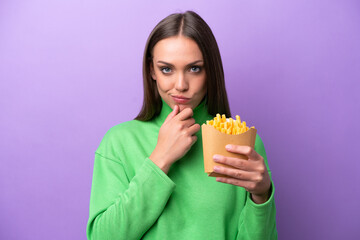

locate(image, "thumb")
[[164, 105, 179, 124]]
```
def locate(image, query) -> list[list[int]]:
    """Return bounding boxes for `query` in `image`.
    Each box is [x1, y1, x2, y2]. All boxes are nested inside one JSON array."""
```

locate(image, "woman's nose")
[[175, 73, 189, 91]]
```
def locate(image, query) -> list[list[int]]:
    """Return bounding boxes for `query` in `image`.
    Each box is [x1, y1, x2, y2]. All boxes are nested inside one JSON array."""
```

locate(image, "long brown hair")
[[135, 11, 231, 121]]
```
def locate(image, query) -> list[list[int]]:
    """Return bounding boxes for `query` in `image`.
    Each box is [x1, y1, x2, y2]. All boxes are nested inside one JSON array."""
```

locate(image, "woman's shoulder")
[[255, 133, 265, 147], [99, 118, 158, 145], [95, 119, 155, 159], [254, 132, 269, 163], [109, 119, 141, 132], [102, 119, 152, 141]]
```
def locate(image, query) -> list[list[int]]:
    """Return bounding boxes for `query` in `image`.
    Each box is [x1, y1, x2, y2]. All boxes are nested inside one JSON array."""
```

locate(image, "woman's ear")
[[150, 62, 157, 81]]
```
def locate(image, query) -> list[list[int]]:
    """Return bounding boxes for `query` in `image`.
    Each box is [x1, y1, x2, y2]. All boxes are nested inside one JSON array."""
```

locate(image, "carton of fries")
[[202, 114, 257, 177]]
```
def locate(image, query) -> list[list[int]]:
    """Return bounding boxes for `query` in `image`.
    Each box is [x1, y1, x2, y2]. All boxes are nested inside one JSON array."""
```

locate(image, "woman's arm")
[[210, 134, 278, 240], [237, 183, 277, 240], [87, 105, 199, 239], [86, 153, 175, 240]]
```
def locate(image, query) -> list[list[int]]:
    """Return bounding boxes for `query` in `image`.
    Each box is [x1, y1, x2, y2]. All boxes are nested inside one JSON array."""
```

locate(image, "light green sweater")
[[87, 100, 277, 240]]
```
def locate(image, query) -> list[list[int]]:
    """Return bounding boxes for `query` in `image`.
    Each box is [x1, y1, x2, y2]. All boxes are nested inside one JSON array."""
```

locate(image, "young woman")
[[87, 11, 277, 240]]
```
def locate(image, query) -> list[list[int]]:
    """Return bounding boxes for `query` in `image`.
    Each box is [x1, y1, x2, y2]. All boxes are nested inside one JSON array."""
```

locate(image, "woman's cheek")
[[159, 80, 173, 92]]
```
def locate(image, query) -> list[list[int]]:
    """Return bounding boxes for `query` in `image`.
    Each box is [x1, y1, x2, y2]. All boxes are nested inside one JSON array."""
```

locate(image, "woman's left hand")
[[213, 144, 271, 204]]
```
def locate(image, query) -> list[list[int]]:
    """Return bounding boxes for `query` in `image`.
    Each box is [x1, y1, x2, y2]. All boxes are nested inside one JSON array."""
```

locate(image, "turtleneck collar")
[[154, 98, 212, 126]]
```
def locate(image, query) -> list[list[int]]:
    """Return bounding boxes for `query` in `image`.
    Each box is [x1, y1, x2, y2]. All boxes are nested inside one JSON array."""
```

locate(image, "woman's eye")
[[190, 66, 201, 73], [161, 67, 171, 74]]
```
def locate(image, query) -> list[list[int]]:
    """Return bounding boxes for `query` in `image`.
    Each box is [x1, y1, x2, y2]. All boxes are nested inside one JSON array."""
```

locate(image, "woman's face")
[[151, 36, 207, 112]]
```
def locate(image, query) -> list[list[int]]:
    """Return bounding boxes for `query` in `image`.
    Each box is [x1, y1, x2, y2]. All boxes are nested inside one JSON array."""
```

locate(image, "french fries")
[[206, 114, 255, 135]]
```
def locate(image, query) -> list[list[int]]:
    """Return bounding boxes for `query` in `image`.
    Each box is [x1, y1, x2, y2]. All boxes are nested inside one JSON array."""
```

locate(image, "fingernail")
[[225, 145, 232, 150], [213, 155, 220, 161], [214, 166, 220, 171]]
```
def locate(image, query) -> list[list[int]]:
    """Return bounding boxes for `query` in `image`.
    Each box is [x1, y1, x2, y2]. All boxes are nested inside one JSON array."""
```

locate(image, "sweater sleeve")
[[236, 134, 278, 240], [86, 153, 176, 240]]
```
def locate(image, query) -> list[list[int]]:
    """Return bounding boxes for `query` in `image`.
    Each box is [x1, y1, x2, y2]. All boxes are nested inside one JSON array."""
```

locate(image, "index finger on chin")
[[176, 107, 194, 121], [164, 105, 179, 124]]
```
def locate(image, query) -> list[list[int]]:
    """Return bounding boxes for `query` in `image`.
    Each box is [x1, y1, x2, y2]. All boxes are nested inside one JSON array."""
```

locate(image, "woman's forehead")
[[152, 36, 203, 63]]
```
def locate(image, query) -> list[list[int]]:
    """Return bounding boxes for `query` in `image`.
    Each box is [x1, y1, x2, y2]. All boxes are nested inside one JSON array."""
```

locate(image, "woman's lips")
[[172, 95, 190, 104]]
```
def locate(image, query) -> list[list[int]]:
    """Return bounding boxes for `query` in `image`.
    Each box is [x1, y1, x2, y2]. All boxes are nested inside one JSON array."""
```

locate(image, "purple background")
[[1, 0, 359, 239]]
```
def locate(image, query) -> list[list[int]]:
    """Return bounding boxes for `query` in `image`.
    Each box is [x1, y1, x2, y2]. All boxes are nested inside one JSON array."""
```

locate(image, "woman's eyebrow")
[[157, 60, 204, 67], [186, 60, 204, 66], [157, 61, 174, 67]]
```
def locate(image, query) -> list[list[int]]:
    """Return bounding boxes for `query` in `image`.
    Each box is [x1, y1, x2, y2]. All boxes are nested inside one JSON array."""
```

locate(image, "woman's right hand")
[[149, 105, 200, 174]]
